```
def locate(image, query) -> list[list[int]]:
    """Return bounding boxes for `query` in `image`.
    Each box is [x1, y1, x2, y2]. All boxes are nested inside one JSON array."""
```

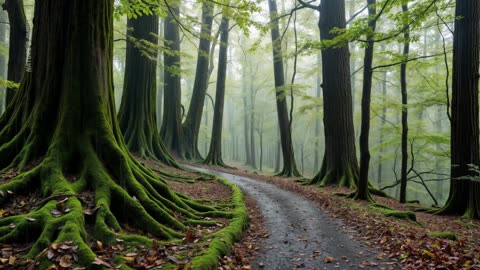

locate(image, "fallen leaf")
[[92, 257, 112, 267], [59, 255, 72, 268], [324, 256, 335, 263], [26, 217, 36, 222]]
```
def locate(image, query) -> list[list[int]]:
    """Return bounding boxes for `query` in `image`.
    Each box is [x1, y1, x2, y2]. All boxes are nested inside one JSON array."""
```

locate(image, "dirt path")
[[190, 166, 395, 270]]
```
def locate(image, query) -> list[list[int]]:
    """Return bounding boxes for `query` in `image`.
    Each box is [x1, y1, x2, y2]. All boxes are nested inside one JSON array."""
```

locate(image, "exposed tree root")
[[0, 134, 246, 267], [304, 159, 358, 188]]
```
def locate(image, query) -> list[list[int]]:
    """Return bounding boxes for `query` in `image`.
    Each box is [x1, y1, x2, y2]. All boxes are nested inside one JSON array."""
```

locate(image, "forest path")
[[189, 166, 393, 270]]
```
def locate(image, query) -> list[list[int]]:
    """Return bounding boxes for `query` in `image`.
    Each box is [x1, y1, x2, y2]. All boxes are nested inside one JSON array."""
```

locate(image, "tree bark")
[[160, 4, 184, 158], [437, 0, 480, 218], [182, 2, 214, 161], [399, 1, 410, 204], [3, 0, 27, 105], [117, 8, 178, 167], [268, 0, 301, 177], [0, 9, 7, 113], [308, 0, 359, 187]]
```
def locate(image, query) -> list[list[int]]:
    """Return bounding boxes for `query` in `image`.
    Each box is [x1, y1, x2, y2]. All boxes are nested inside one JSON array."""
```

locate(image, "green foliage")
[[427, 231, 457, 240]]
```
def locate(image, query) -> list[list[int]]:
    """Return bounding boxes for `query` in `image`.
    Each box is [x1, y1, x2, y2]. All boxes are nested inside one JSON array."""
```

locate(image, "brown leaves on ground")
[[0, 190, 40, 218], [0, 243, 32, 269], [202, 163, 480, 270]]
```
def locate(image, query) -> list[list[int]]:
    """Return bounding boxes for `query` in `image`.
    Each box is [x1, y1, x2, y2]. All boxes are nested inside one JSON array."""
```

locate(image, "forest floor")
[[186, 162, 480, 270]]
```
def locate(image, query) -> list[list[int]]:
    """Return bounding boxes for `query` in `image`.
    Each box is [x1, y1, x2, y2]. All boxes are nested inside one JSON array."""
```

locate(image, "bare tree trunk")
[[399, 1, 410, 203]]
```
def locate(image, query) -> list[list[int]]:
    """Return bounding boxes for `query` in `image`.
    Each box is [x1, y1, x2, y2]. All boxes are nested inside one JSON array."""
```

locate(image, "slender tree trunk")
[[243, 77, 252, 165], [204, 16, 230, 167], [157, 19, 164, 129], [437, 0, 480, 218], [183, 2, 214, 161], [0, 9, 7, 113], [313, 53, 321, 173], [117, 8, 178, 167], [399, 1, 410, 203], [249, 82, 257, 169], [377, 63, 387, 186], [160, 4, 184, 158], [355, 0, 377, 200], [268, 0, 301, 177], [3, 0, 27, 105], [308, 0, 359, 187]]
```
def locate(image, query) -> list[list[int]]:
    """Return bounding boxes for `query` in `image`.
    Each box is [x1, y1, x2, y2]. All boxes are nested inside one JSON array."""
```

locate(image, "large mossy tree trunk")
[[355, 0, 377, 201], [3, 0, 27, 105], [268, 0, 301, 177], [306, 0, 359, 187], [160, 3, 184, 158], [0, 0, 229, 265], [117, 8, 178, 167], [436, 0, 480, 219], [204, 16, 230, 167], [182, 2, 214, 161]]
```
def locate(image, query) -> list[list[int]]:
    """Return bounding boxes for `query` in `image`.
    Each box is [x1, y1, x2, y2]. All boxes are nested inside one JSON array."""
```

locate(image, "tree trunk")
[[313, 53, 321, 174], [0, 9, 7, 113], [268, 0, 301, 177], [182, 2, 214, 161], [355, 0, 377, 201], [160, 4, 184, 158], [399, 1, 410, 204], [308, 0, 359, 187], [249, 75, 257, 169], [0, 1, 230, 264], [117, 9, 178, 167], [204, 16, 230, 167], [157, 19, 164, 129], [437, 0, 480, 218], [377, 67, 387, 186], [3, 0, 27, 105]]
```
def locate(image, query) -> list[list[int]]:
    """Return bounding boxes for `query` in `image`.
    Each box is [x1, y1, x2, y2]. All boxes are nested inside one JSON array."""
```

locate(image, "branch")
[[371, 52, 448, 70], [297, 0, 319, 11]]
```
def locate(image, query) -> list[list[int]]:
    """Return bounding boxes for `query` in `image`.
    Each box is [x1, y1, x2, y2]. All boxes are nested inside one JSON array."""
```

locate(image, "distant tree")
[[268, 0, 301, 177], [3, 0, 27, 105], [160, 3, 184, 157], [204, 16, 230, 167], [117, 6, 178, 167], [436, 0, 480, 218], [299, 0, 359, 187], [183, 2, 214, 161]]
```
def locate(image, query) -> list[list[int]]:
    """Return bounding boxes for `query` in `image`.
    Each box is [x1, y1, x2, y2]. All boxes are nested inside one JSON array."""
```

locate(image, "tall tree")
[[299, 0, 359, 187], [204, 16, 230, 167], [399, 1, 410, 203], [117, 7, 178, 167], [182, 2, 214, 161], [268, 0, 301, 177], [355, 0, 377, 200], [3, 0, 27, 105], [160, 2, 184, 158], [0, 0, 234, 264], [437, 0, 480, 218], [0, 9, 7, 113]]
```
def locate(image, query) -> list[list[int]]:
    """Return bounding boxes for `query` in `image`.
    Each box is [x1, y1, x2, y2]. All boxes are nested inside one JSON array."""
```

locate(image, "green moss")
[[369, 204, 417, 222], [427, 231, 458, 240], [187, 177, 248, 269]]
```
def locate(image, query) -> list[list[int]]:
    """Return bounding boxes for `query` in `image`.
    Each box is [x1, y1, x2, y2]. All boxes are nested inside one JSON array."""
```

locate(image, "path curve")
[[190, 167, 394, 270]]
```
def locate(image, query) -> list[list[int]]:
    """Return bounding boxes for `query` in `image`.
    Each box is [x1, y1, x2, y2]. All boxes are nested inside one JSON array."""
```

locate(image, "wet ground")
[[189, 166, 397, 270]]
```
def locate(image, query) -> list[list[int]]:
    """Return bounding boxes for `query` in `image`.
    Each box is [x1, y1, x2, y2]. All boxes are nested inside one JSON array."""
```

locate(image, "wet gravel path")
[[190, 167, 394, 270]]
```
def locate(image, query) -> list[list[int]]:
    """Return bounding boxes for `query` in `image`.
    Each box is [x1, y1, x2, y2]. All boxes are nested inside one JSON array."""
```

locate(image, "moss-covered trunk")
[[0, 1, 244, 266], [3, 0, 27, 105], [204, 16, 229, 167], [307, 0, 359, 187], [182, 2, 214, 161], [117, 9, 178, 167], [436, 0, 480, 219], [268, 0, 301, 177], [160, 3, 184, 158]]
